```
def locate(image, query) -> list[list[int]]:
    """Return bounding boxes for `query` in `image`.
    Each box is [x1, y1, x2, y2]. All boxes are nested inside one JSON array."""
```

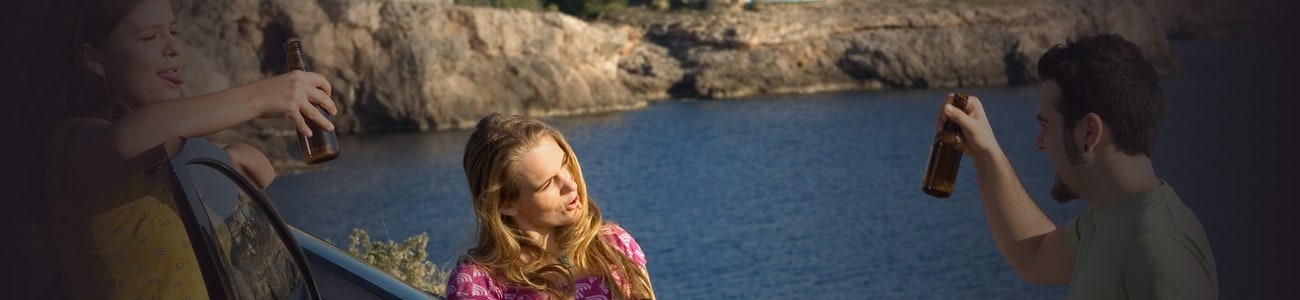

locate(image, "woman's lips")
[[158, 68, 185, 86], [565, 195, 581, 210]]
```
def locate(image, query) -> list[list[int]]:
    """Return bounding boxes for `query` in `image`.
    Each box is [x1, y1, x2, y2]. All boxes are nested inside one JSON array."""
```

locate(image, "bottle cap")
[[951, 92, 969, 109]]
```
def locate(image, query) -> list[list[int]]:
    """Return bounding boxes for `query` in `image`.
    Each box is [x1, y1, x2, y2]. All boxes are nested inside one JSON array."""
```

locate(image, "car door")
[[166, 138, 435, 300], [167, 139, 320, 299]]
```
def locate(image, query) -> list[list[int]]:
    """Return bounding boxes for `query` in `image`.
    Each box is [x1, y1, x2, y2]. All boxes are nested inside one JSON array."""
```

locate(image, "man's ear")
[[82, 44, 106, 77], [1081, 113, 1105, 153]]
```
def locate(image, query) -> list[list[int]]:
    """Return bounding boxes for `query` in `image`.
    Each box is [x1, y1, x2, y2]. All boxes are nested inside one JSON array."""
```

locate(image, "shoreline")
[[182, 0, 1261, 172]]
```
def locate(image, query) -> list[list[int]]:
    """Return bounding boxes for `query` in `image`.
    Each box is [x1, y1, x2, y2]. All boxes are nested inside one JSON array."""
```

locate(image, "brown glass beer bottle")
[[922, 93, 968, 198], [284, 40, 340, 164]]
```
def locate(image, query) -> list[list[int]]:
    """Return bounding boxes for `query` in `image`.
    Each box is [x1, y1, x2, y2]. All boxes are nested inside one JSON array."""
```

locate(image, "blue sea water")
[[268, 39, 1254, 298]]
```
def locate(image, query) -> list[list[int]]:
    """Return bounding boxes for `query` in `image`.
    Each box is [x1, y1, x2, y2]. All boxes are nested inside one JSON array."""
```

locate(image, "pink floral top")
[[446, 225, 647, 300]]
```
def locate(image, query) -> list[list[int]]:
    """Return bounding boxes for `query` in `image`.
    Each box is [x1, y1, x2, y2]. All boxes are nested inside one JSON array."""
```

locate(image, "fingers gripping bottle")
[[284, 40, 340, 164], [922, 93, 968, 198]]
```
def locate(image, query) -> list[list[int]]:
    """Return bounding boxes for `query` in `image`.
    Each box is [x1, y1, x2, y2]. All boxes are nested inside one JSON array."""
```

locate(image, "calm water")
[[267, 39, 1251, 298]]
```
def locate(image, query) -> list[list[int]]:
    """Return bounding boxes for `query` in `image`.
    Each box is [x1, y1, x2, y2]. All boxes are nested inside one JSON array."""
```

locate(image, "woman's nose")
[[560, 171, 577, 193], [163, 34, 183, 58]]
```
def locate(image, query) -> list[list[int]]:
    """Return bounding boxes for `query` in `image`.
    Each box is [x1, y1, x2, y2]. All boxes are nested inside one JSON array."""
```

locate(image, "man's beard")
[[1051, 174, 1079, 203], [1052, 130, 1085, 203]]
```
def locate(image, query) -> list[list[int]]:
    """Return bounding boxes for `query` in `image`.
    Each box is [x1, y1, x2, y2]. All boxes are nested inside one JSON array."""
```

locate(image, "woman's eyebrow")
[[535, 177, 553, 192], [535, 155, 569, 192], [134, 18, 178, 32], [133, 24, 163, 34]]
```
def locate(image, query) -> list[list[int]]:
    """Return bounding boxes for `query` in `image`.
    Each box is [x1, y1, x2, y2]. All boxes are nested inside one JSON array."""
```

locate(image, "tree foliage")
[[344, 228, 450, 297], [456, 0, 629, 19]]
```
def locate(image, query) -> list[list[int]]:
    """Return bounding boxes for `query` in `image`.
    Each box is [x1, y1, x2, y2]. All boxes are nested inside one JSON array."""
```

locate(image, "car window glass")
[[186, 163, 308, 299]]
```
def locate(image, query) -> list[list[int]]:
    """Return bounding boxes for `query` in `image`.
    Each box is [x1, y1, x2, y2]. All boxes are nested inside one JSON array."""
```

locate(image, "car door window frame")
[[165, 139, 322, 300]]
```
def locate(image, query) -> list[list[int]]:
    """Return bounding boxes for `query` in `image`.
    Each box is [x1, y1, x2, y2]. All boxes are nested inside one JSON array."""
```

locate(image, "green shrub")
[[551, 0, 630, 18], [670, 0, 706, 10], [455, 0, 546, 10], [457, 0, 630, 19], [344, 228, 450, 297]]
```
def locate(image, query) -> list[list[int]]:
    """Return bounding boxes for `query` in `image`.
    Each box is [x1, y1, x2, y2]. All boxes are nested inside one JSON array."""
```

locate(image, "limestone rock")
[[612, 0, 1255, 99], [176, 0, 644, 170]]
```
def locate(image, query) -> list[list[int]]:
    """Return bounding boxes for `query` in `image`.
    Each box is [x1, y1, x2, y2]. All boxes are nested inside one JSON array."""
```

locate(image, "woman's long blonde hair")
[[462, 113, 653, 299]]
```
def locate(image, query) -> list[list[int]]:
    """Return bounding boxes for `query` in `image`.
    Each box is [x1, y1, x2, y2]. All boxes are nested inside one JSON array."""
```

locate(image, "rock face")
[[175, 0, 1249, 170], [616, 0, 1252, 99], [178, 0, 645, 169], [619, 42, 685, 101], [182, 0, 646, 132]]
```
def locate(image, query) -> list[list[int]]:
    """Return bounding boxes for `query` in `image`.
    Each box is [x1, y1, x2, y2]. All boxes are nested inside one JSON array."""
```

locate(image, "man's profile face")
[[1037, 80, 1081, 202]]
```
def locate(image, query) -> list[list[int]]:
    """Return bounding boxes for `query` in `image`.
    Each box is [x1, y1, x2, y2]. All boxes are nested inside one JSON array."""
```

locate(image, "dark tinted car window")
[[185, 164, 308, 299]]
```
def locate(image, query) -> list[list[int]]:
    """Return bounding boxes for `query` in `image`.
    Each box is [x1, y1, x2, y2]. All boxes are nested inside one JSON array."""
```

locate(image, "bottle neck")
[[285, 40, 310, 72], [943, 93, 968, 134], [287, 52, 310, 71]]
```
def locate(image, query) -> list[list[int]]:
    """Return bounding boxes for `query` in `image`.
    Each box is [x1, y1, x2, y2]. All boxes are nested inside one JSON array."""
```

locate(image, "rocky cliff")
[[176, 0, 1251, 170], [613, 0, 1252, 98], [178, 0, 648, 169]]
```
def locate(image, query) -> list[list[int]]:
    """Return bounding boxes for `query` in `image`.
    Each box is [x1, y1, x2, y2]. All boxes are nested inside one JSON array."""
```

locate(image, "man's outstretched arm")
[[940, 95, 1075, 284]]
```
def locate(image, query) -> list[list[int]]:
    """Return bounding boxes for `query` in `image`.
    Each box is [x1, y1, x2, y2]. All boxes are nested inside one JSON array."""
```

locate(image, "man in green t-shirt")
[[937, 34, 1218, 299]]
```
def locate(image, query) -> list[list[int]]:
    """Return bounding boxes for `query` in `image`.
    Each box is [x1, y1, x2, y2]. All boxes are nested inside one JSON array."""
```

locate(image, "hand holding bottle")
[[937, 93, 1000, 157], [924, 93, 969, 197], [282, 40, 340, 164], [242, 70, 338, 138]]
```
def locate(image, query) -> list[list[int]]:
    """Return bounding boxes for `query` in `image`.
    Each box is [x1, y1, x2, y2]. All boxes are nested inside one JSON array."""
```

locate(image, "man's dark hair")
[[1038, 34, 1163, 157]]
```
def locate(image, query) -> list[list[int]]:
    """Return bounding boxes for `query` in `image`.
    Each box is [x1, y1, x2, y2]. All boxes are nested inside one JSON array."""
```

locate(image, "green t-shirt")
[[1065, 183, 1218, 299]]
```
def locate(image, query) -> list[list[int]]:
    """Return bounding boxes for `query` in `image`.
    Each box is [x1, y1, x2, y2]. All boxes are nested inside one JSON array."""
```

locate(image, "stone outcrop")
[[178, 0, 646, 169], [613, 0, 1254, 99], [174, 0, 1252, 170], [182, 0, 648, 131], [618, 42, 685, 101]]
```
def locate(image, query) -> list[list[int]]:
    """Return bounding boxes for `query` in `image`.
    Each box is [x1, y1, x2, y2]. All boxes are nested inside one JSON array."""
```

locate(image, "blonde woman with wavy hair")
[[447, 113, 655, 300]]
